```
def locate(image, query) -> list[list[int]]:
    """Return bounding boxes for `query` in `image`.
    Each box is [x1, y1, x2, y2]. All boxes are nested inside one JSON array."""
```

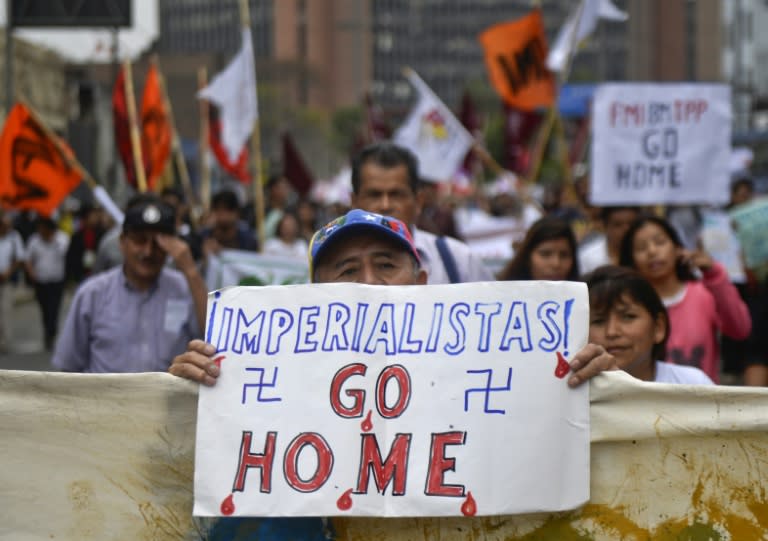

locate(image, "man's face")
[[314, 233, 427, 285], [120, 229, 167, 284], [352, 162, 421, 226]]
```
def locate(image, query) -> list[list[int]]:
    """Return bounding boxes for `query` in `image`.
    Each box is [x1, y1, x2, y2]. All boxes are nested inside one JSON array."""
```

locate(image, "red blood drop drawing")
[[555, 351, 570, 379], [220, 493, 235, 515], [461, 491, 477, 516], [213, 355, 225, 368], [360, 410, 373, 432], [336, 488, 354, 511]]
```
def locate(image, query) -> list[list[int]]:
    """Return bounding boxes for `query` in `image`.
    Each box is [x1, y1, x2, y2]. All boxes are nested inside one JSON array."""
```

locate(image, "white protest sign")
[[194, 281, 589, 518], [591, 83, 731, 205]]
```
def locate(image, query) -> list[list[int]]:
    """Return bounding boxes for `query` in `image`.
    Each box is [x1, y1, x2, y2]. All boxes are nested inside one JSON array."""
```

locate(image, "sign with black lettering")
[[590, 84, 731, 205]]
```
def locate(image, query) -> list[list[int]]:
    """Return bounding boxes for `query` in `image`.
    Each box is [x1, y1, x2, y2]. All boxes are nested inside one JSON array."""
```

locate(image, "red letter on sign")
[[233, 431, 277, 493], [425, 431, 466, 497], [375, 364, 411, 419], [356, 433, 412, 495], [330, 363, 367, 418], [284, 432, 334, 492]]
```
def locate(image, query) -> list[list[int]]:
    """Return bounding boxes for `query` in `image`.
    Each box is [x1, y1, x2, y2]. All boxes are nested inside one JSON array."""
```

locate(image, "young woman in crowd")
[[619, 216, 750, 383], [497, 216, 579, 281], [263, 212, 308, 259], [584, 265, 712, 384]]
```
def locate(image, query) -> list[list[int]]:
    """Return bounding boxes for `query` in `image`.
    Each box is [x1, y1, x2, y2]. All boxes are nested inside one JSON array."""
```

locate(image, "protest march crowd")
[[0, 137, 761, 389]]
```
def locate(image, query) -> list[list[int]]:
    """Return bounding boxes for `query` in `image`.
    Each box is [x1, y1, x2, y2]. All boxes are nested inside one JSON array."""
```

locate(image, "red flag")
[[282, 132, 314, 197], [502, 102, 542, 175], [140, 64, 172, 190], [112, 65, 149, 188], [569, 117, 590, 165], [0, 103, 82, 216], [209, 106, 250, 183]]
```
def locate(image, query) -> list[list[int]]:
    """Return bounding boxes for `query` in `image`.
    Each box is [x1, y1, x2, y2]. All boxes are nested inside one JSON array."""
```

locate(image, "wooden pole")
[[152, 55, 200, 227], [198, 66, 211, 214], [122, 60, 148, 193], [239, 0, 265, 251]]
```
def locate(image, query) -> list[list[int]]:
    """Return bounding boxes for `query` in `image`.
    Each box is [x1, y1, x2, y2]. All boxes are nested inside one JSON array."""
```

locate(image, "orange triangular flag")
[[141, 64, 172, 190], [0, 103, 82, 216], [478, 10, 555, 111]]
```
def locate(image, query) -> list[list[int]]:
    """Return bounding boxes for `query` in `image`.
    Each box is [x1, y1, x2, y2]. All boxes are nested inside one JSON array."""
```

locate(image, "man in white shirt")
[[0, 212, 24, 351], [24, 217, 69, 350], [349, 142, 493, 284], [578, 206, 640, 276]]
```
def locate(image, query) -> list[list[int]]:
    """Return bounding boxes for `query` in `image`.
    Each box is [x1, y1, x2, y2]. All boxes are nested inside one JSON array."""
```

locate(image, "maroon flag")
[[502, 103, 542, 175], [209, 106, 250, 183], [364, 92, 391, 143], [458, 90, 480, 172], [282, 132, 313, 196], [568, 117, 590, 165]]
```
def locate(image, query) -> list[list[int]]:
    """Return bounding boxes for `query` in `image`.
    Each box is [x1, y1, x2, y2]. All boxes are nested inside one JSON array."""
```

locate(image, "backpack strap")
[[435, 236, 460, 284]]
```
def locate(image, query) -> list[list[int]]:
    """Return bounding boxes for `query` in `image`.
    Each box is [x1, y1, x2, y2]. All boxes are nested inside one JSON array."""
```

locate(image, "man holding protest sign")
[[53, 194, 208, 373], [170, 208, 615, 388]]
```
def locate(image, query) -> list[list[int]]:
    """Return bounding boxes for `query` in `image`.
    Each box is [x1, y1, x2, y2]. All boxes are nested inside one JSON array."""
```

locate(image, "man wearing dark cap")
[[53, 194, 207, 373]]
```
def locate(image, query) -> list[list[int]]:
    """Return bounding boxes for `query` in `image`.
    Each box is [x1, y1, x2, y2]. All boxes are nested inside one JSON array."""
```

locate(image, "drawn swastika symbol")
[[463, 368, 513, 414], [241, 367, 282, 405]]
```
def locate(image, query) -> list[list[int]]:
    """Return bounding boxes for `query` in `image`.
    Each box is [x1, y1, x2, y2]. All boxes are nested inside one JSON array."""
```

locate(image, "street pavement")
[[0, 286, 72, 372]]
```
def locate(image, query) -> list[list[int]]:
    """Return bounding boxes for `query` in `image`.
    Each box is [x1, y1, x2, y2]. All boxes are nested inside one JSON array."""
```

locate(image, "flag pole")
[[122, 60, 148, 193], [239, 0, 265, 251], [152, 55, 200, 227], [526, 0, 585, 186], [198, 66, 211, 214]]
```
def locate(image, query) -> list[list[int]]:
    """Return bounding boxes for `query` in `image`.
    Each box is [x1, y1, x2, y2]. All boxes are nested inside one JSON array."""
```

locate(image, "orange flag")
[[140, 64, 172, 190], [0, 103, 82, 216], [478, 10, 555, 111]]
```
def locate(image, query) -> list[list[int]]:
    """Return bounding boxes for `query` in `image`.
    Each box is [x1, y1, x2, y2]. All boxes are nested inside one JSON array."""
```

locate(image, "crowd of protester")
[[0, 142, 763, 387]]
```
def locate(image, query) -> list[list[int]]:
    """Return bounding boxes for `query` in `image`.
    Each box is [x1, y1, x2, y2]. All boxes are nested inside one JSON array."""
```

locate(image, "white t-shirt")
[[263, 237, 308, 259], [578, 235, 610, 276], [26, 231, 69, 282], [413, 227, 494, 285], [0, 230, 24, 274], [654, 361, 714, 385]]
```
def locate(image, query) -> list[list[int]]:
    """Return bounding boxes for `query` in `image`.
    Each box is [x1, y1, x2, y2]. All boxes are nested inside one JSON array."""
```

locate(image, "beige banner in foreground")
[[1, 370, 766, 540]]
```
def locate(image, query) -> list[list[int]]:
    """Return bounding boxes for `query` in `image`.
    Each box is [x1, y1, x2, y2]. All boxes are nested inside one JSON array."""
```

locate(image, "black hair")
[[619, 215, 697, 281], [583, 265, 669, 361], [599, 206, 641, 224], [210, 190, 240, 211], [497, 217, 579, 281], [350, 142, 419, 195]]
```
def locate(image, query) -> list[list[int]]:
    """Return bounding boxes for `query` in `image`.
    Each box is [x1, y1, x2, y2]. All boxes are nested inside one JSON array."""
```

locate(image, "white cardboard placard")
[[591, 83, 731, 205], [194, 281, 589, 517]]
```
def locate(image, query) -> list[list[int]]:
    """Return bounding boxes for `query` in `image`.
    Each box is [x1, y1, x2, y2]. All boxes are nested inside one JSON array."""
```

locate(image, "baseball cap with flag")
[[308, 209, 420, 281]]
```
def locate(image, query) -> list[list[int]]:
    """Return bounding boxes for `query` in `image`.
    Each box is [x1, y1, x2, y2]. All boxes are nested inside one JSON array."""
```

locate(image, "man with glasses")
[[52, 194, 207, 373]]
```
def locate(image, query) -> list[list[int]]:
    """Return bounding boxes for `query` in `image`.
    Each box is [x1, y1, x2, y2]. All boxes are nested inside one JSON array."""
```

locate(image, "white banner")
[[205, 249, 308, 290], [590, 83, 731, 205], [194, 281, 590, 517], [394, 69, 474, 182]]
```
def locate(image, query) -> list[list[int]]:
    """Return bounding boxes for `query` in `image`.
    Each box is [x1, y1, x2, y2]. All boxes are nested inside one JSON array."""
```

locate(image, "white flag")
[[393, 69, 474, 182], [546, 0, 628, 73], [198, 29, 258, 162]]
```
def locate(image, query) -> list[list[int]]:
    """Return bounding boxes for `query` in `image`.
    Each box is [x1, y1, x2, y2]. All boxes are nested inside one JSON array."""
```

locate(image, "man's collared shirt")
[[412, 226, 494, 284], [52, 265, 200, 373]]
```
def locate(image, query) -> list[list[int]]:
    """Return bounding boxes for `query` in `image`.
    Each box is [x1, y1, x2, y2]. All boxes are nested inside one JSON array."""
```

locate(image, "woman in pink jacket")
[[619, 216, 751, 383]]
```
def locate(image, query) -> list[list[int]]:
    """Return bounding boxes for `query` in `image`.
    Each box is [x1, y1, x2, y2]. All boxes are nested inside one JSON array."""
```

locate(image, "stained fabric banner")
[[2, 370, 767, 539]]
